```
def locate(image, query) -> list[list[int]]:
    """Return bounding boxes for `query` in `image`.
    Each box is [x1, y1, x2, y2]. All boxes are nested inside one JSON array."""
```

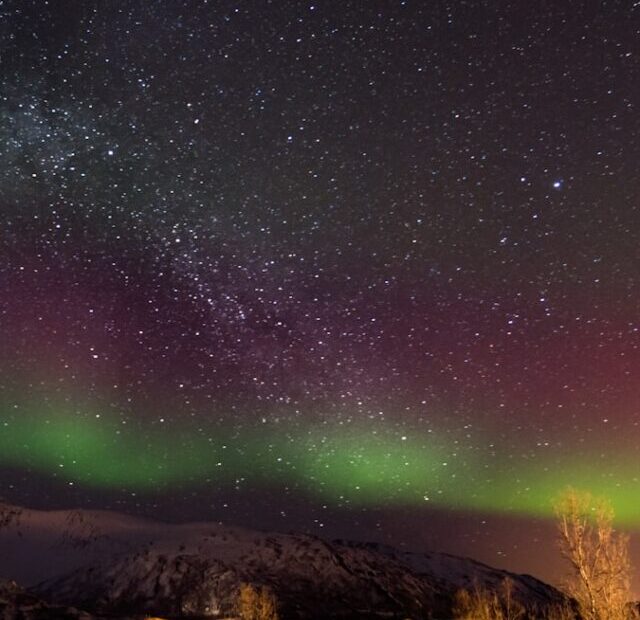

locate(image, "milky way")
[[1, 0, 639, 579]]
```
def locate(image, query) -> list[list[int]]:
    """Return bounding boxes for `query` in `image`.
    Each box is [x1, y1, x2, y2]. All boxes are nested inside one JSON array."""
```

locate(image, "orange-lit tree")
[[555, 488, 638, 620]]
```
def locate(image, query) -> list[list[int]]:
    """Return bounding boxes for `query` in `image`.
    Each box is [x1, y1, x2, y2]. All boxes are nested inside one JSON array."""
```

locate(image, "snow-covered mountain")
[[0, 503, 567, 619], [0, 579, 91, 619]]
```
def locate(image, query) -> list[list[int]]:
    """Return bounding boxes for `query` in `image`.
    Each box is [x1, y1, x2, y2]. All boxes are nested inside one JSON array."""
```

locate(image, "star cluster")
[[0, 0, 639, 579]]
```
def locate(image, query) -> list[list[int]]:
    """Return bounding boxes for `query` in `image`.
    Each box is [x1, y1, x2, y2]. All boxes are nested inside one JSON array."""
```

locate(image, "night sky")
[[1, 0, 639, 583]]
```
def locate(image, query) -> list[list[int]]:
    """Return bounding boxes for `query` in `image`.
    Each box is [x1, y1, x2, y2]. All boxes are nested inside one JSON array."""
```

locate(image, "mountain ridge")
[[0, 503, 567, 618]]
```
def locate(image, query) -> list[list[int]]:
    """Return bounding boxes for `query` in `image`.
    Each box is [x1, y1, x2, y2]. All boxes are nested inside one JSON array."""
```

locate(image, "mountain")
[[0, 579, 92, 619], [0, 503, 567, 619]]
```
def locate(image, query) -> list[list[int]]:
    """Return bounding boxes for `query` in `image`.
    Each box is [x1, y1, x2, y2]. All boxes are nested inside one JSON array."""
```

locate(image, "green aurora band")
[[2, 404, 640, 524]]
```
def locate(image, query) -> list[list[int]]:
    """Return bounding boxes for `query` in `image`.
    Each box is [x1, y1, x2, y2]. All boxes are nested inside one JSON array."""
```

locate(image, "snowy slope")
[[0, 503, 566, 619], [0, 579, 92, 619]]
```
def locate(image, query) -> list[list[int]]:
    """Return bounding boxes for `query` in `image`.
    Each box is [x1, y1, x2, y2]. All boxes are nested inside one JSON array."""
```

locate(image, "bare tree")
[[453, 578, 578, 620], [453, 578, 526, 620], [236, 583, 279, 620], [555, 488, 638, 620]]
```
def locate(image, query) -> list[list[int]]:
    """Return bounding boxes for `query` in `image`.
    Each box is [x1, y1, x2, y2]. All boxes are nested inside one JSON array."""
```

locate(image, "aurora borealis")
[[5, 403, 640, 524], [1, 0, 639, 584]]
